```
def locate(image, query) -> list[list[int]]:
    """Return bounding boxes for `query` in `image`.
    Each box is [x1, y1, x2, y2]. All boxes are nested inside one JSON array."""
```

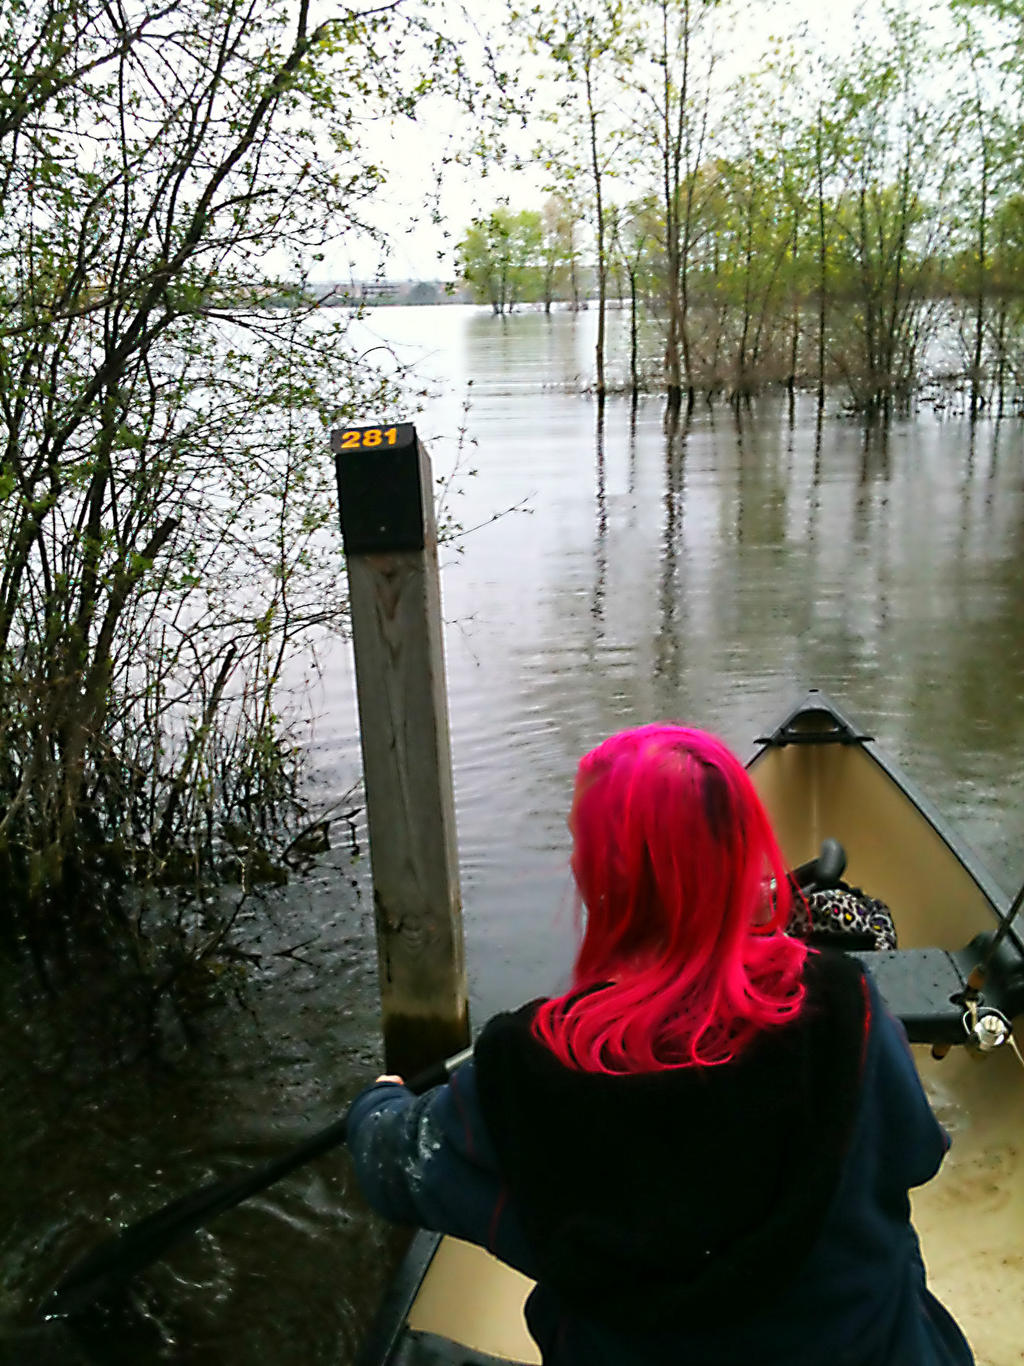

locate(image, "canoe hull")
[[750, 691, 1007, 952], [357, 691, 1024, 1366]]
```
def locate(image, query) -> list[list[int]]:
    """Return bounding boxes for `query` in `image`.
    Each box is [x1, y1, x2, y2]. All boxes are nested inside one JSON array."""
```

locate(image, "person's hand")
[[375, 1073, 405, 1085]]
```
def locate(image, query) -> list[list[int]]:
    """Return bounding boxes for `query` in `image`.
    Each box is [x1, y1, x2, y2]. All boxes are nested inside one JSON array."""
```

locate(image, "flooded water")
[[2, 304, 1023, 1364]]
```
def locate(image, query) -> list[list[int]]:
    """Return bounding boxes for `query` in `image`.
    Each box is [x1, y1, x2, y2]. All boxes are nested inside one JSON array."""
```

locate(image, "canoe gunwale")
[[354, 1230, 442, 1366]]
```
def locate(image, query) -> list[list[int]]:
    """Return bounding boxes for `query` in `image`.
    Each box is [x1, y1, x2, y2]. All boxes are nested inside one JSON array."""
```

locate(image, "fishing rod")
[[974, 877, 1024, 982]]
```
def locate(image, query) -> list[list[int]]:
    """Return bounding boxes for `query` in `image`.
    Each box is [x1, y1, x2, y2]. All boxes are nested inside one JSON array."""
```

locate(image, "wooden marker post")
[[331, 422, 469, 1076]]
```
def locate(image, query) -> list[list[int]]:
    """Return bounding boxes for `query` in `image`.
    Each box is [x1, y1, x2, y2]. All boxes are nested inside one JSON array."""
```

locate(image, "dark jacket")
[[347, 953, 973, 1366]]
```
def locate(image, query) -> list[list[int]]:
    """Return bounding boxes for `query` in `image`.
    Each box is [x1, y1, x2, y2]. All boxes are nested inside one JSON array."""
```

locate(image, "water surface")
[[3, 304, 1022, 1364]]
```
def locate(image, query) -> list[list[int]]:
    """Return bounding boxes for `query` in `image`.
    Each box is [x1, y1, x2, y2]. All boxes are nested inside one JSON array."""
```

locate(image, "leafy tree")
[[517, 0, 631, 399], [489, 0, 1024, 410], [457, 206, 544, 311], [986, 192, 1024, 406], [804, 93, 850, 403], [540, 195, 581, 311], [944, 1, 1024, 412], [623, 0, 725, 409], [825, 5, 955, 414], [0, 0, 489, 978], [707, 77, 810, 396], [607, 199, 659, 396]]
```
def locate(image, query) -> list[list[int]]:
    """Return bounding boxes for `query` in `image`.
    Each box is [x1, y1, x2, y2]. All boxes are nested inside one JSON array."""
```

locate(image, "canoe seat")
[[391, 1329, 530, 1366], [852, 934, 1024, 1046]]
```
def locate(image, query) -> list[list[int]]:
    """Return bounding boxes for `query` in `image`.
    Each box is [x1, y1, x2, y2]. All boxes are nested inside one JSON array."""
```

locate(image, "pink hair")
[[532, 724, 807, 1072]]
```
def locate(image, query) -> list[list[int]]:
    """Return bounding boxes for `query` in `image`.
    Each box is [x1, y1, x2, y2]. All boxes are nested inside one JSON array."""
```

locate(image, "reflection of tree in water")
[[628, 403, 640, 497], [591, 408, 608, 628], [733, 400, 791, 550], [520, 387, 1024, 881], [853, 419, 892, 547], [654, 404, 688, 693], [807, 402, 827, 559], [695, 400, 812, 675], [462, 311, 590, 391], [896, 419, 1024, 853]]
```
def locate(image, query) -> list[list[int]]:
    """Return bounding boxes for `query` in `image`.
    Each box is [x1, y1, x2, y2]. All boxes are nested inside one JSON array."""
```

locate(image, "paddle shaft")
[[40, 846, 848, 1319], [41, 1045, 473, 1320]]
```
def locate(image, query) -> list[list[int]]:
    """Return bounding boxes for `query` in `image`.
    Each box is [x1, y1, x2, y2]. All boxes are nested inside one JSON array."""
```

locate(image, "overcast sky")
[[326, 0, 949, 282]]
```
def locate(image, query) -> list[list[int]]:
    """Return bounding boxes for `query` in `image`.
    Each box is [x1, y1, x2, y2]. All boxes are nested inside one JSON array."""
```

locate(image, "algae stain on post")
[[332, 423, 470, 1077]]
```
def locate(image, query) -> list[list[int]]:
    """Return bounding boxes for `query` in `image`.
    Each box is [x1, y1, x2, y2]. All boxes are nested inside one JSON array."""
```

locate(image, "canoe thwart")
[[853, 942, 1024, 1047], [854, 948, 969, 1045]]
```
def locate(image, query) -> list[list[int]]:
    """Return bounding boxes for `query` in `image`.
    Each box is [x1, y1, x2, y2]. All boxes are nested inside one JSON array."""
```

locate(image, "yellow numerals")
[[340, 426, 399, 450]]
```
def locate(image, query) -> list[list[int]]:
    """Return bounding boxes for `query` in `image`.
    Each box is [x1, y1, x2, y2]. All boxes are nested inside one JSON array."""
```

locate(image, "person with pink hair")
[[347, 724, 973, 1366]]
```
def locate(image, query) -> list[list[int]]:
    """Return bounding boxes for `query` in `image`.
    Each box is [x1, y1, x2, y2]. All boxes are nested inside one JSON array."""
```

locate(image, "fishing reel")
[[954, 926, 1024, 1059], [961, 999, 1014, 1054], [922, 925, 1024, 1061]]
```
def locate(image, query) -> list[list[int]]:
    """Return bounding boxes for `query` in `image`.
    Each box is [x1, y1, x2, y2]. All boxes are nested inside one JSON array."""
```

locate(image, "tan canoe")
[[356, 691, 1024, 1366]]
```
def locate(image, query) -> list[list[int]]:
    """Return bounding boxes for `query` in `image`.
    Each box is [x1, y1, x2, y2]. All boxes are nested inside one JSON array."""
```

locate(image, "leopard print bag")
[[794, 883, 898, 952]]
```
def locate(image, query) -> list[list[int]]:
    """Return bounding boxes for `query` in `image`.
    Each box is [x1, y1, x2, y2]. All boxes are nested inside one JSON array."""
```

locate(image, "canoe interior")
[[361, 698, 1024, 1366], [405, 1239, 540, 1364], [749, 728, 1001, 950]]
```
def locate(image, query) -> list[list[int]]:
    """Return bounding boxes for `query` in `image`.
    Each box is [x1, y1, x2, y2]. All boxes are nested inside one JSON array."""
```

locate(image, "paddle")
[[40, 1044, 474, 1321], [40, 844, 846, 1322]]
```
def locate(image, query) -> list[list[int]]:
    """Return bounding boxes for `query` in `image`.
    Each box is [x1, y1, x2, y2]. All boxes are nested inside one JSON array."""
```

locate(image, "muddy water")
[[2, 304, 1022, 1364]]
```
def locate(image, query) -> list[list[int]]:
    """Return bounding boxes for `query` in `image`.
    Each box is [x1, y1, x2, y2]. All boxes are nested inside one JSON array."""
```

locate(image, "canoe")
[[355, 689, 1024, 1366]]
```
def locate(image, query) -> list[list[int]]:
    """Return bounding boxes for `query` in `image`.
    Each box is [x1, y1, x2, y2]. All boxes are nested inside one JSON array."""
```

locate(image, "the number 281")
[[339, 427, 399, 449]]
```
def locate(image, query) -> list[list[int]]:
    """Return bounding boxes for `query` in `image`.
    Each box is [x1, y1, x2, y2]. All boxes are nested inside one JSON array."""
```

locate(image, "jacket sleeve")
[[346, 1057, 537, 1278], [869, 977, 951, 1189]]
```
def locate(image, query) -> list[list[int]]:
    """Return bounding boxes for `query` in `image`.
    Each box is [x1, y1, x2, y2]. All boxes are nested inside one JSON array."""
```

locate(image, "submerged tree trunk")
[[814, 108, 828, 404], [629, 267, 640, 399], [970, 154, 989, 419]]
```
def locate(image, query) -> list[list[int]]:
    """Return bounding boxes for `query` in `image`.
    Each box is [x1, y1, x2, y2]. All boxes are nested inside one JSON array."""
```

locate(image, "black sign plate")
[[331, 422, 425, 554]]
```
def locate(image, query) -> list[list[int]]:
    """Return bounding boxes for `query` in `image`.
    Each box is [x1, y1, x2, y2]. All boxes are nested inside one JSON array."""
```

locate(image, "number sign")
[[333, 423, 416, 454]]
